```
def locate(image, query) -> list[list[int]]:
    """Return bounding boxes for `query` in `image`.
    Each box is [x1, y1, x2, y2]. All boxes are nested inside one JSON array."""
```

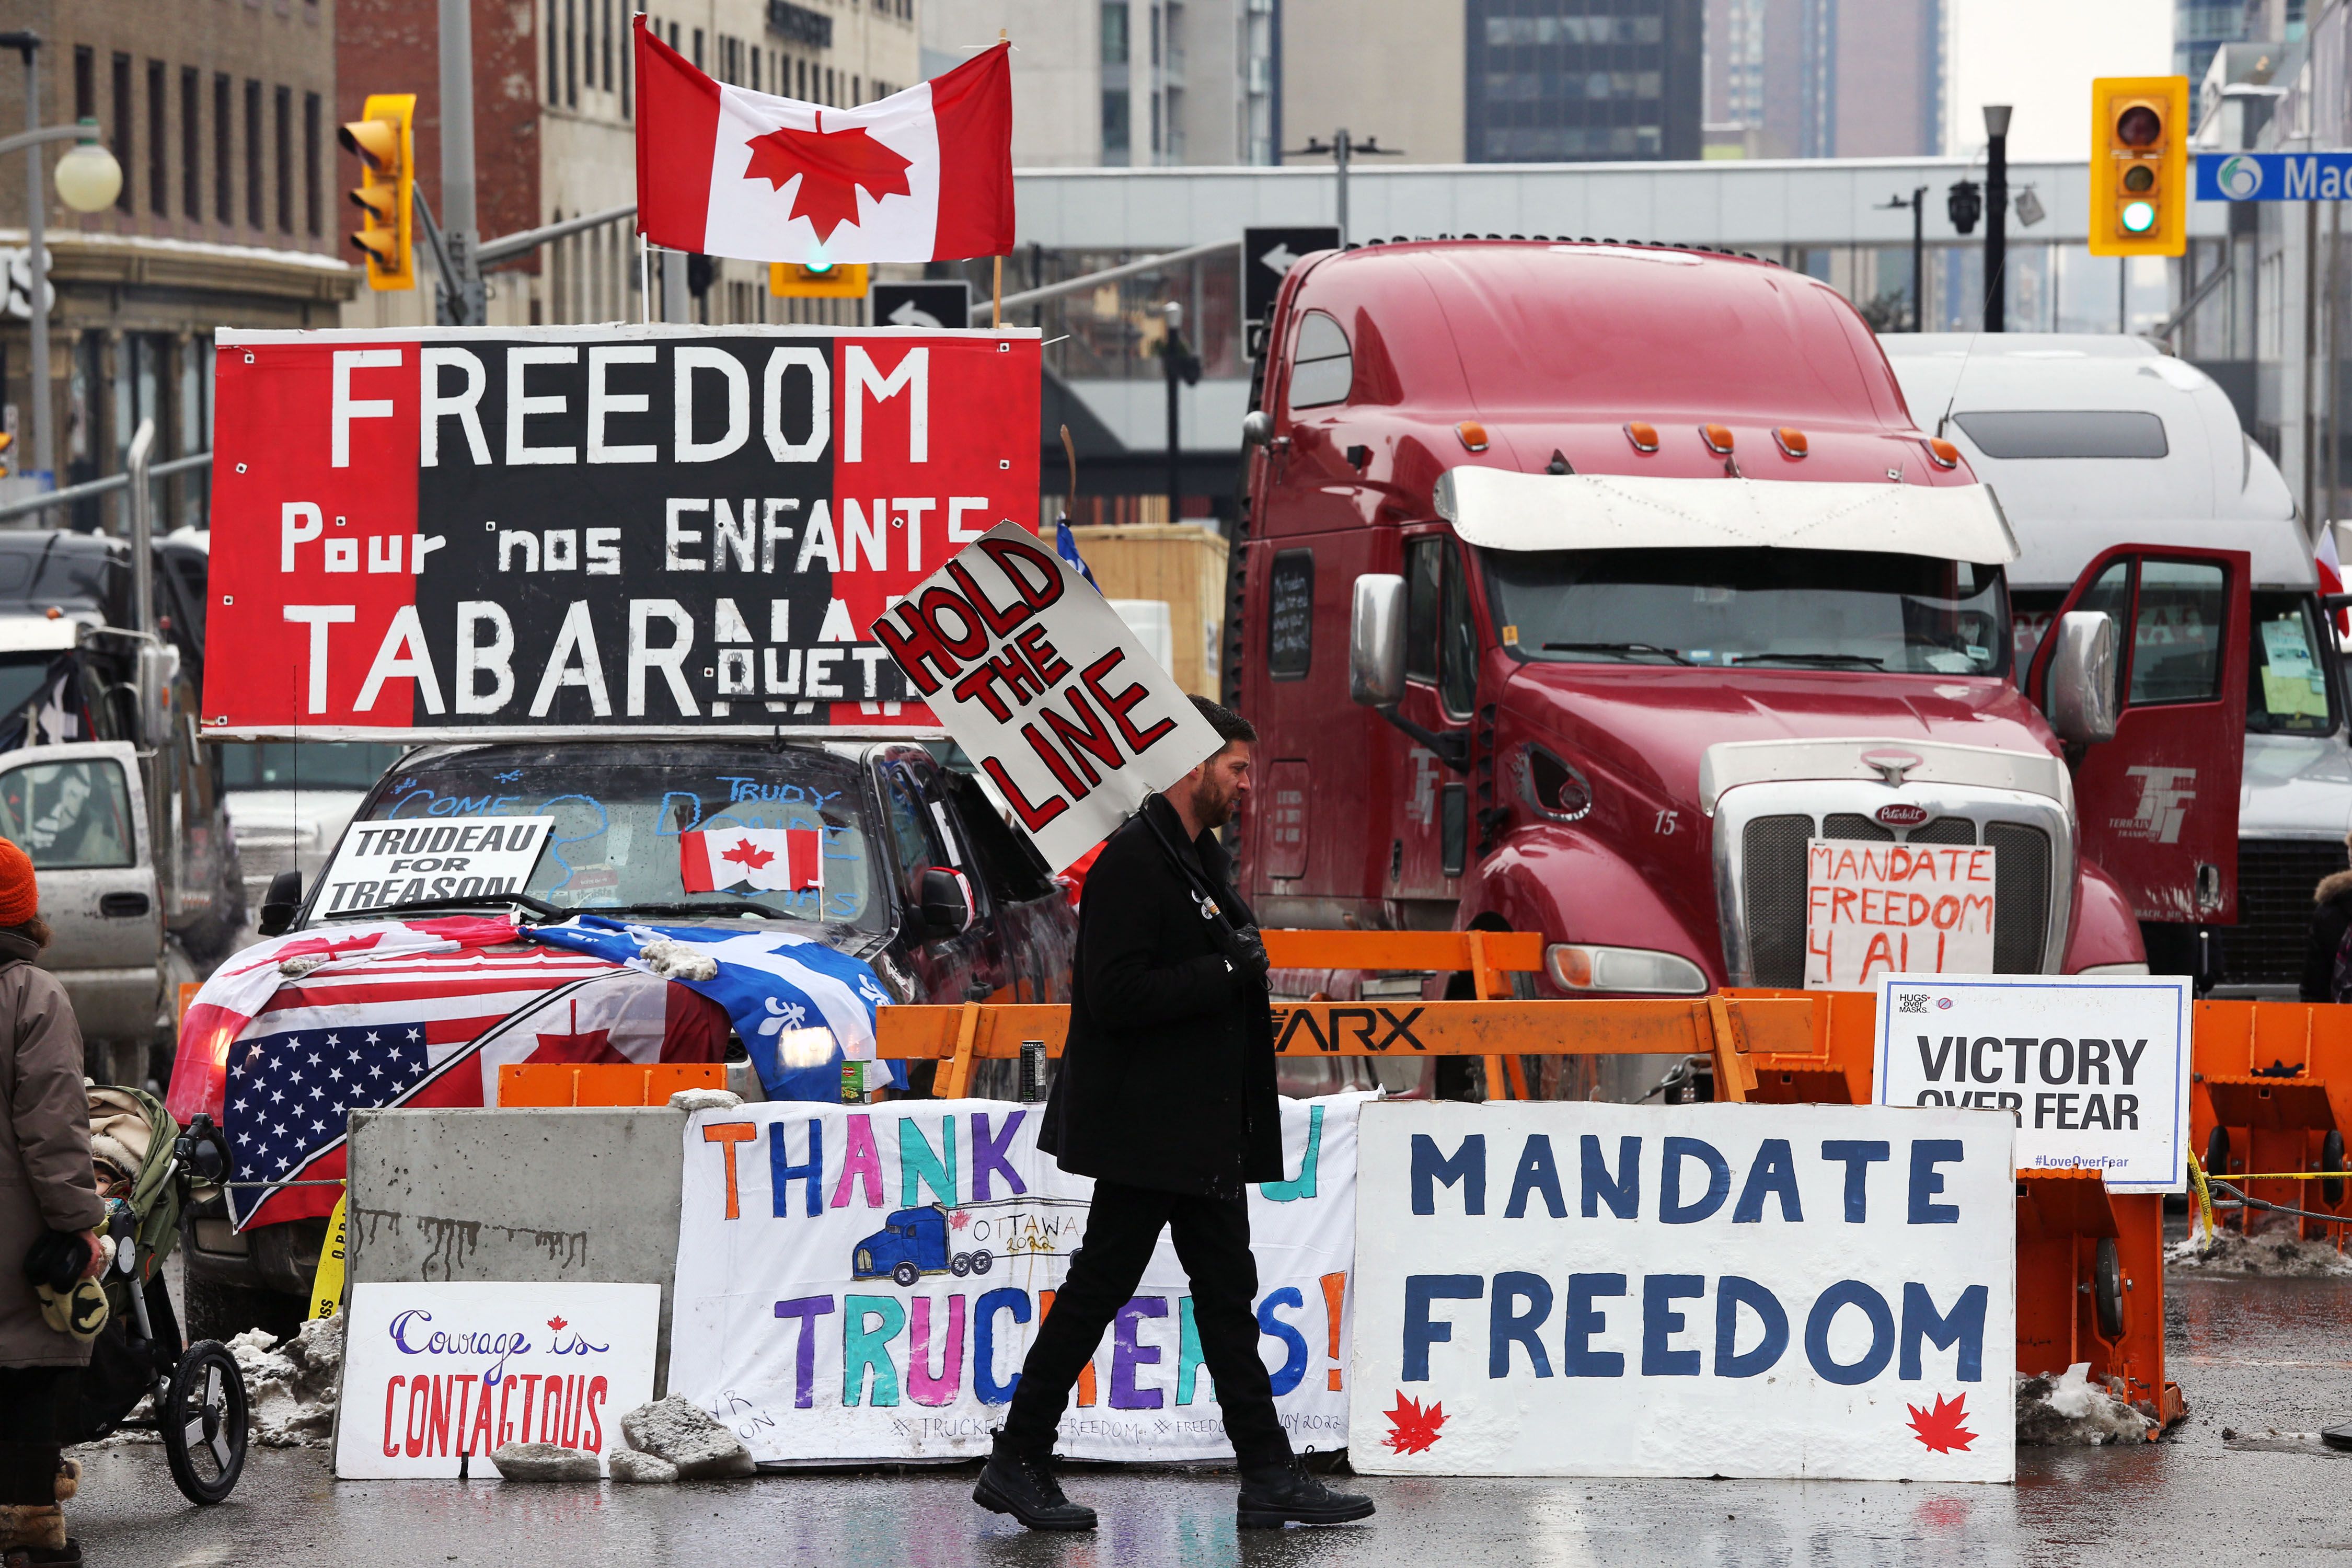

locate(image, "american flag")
[[220, 947, 725, 1230]]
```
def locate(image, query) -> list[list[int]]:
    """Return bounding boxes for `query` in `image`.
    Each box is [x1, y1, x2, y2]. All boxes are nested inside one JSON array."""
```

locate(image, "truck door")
[[2027, 545, 2250, 924], [0, 741, 163, 1050], [1389, 530, 1479, 898]]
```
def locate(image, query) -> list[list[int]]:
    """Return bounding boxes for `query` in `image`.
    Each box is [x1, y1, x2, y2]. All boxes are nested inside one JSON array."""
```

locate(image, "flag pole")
[[993, 28, 1008, 330]]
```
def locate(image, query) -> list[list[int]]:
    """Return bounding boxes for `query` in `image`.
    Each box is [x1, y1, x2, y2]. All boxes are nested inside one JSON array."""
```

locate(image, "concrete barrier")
[[345, 1106, 685, 1392]]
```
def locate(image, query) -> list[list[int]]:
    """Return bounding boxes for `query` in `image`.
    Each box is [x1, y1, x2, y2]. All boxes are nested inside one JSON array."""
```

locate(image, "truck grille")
[[2213, 838, 2348, 988], [1738, 812, 2053, 987]]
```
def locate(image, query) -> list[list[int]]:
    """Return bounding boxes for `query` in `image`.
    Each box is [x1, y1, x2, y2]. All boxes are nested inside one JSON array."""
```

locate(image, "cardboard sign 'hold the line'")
[[873, 523, 1224, 871]]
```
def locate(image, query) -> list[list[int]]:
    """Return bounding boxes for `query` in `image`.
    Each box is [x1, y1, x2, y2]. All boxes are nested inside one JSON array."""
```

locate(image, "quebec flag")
[[527, 917, 905, 1100]]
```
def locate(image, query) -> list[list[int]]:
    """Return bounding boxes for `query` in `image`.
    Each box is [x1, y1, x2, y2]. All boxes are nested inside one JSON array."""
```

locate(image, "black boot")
[[973, 1446, 1097, 1531], [1237, 1452, 1376, 1529]]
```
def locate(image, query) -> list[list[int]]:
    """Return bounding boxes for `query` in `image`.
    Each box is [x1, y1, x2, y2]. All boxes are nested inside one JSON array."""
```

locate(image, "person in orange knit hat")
[[0, 837, 106, 1567]]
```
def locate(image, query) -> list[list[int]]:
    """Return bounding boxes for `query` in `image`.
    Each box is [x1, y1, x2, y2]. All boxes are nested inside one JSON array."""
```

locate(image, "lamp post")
[[1158, 301, 1200, 525], [1282, 129, 1402, 247], [1983, 104, 2011, 333], [1878, 187, 1929, 331], [0, 31, 122, 491]]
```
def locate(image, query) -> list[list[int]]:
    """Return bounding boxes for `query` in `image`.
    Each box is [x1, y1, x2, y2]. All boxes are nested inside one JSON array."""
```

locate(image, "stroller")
[[61, 1089, 250, 1505]]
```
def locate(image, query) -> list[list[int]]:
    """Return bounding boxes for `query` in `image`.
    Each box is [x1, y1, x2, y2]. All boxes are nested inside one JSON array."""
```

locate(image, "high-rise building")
[[921, 0, 1277, 168], [1704, 0, 1944, 159], [2177, 0, 2306, 86], [1464, 0, 1703, 161]]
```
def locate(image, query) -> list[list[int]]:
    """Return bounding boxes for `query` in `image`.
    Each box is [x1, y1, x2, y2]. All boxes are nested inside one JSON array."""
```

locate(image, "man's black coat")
[[1037, 792, 1282, 1195]]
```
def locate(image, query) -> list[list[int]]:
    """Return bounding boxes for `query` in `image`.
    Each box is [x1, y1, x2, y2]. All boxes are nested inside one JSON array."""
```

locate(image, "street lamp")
[[54, 121, 122, 213]]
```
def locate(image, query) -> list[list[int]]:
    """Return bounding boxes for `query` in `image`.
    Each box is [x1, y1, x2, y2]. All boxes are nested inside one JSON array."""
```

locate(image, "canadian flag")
[[680, 828, 825, 895], [635, 19, 1013, 264]]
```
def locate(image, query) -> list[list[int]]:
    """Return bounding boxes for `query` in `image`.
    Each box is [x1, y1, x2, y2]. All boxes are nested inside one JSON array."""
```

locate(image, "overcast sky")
[[1946, 0, 2176, 161]]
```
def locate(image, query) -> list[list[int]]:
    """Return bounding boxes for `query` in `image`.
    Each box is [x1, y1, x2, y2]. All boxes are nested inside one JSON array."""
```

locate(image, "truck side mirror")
[[135, 641, 179, 749], [2044, 610, 2119, 745], [1349, 574, 1407, 707], [919, 867, 971, 938], [258, 869, 302, 938], [1241, 410, 1273, 447]]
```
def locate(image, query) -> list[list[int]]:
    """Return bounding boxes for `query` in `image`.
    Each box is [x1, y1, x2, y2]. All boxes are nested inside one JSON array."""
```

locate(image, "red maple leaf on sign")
[[547, 1316, 567, 1332], [1382, 1393, 1445, 1456], [722, 840, 777, 871], [742, 115, 913, 243], [1906, 1392, 1976, 1454]]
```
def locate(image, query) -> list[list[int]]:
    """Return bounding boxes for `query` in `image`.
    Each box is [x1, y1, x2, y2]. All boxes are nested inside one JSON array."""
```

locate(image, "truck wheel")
[[2204, 1124, 2230, 1177], [891, 1261, 920, 1288], [968, 1250, 993, 1276], [2093, 1238, 2125, 1341], [2325, 1131, 2347, 1208], [949, 1253, 972, 1277], [183, 1275, 301, 1346]]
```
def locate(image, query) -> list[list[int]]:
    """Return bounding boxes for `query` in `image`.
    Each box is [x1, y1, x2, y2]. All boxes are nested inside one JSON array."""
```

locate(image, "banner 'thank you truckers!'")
[[202, 325, 1041, 740]]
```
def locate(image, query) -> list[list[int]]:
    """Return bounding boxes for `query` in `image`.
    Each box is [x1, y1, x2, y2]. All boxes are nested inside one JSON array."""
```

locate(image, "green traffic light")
[[2120, 200, 2156, 234], [805, 260, 836, 275]]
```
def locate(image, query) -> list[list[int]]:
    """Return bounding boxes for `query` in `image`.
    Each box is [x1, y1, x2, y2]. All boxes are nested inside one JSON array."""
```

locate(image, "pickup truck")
[[170, 735, 1074, 1339]]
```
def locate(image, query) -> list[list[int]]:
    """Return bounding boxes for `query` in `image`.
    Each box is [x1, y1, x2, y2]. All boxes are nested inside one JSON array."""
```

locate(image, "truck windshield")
[[1485, 547, 2010, 678], [337, 743, 885, 931], [217, 742, 411, 790], [2248, 591, 2338, 735]]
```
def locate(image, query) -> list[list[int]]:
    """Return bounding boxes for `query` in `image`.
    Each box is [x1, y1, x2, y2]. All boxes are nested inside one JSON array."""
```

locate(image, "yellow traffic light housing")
[[2089, 75, 2188, 258], [339, 94, 416, 291], [769, 261, 870, 299]]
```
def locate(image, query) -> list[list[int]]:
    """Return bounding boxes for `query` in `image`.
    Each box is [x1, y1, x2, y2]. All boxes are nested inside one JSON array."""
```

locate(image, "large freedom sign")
[[669, 1096, 1362, 1462], [1873, 972, 2192, 1192], [1350, 1101, 2015, 1482], [205, 325, 1040, 739]]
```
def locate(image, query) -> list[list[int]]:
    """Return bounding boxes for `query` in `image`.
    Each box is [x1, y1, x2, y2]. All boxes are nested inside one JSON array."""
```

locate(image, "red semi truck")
[[1230, 241, 2247, 1096]]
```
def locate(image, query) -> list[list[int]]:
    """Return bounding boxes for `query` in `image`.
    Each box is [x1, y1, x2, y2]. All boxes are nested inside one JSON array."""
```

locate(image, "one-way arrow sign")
[[1242, 226, 1340, 335], [871, 280, 973, 331]]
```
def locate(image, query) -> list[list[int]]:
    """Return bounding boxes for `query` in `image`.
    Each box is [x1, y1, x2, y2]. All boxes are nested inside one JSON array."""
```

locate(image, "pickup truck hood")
[[1502, 662, 2061, 822]]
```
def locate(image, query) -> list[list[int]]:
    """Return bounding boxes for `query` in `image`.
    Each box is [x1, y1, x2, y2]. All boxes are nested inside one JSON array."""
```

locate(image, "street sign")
[[2196, 151, 2352, 202], [871, 280, 973, 330], [1242, 226, 1340, 328]]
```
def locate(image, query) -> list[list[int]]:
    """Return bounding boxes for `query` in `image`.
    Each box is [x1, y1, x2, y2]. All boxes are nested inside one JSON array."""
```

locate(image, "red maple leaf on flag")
[[1382, 1392, 1445, 1456], [742, 115, 913, 243], [1906, 1392, 1976, 1454], [722, 840, 777, 871]]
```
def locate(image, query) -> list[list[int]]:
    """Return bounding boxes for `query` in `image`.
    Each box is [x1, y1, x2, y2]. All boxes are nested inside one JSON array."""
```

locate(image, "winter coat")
[[2307, 868, 2352, 1002], [1038, 793, 1283, 1196], [0, 929, 104, 1367]]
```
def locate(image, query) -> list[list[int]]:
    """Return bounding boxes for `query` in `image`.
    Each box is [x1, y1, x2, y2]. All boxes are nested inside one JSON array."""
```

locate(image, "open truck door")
[[2027, 544, 2250, 926]]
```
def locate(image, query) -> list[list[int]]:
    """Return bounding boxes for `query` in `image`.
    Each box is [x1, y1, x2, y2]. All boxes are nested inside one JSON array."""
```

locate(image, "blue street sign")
[[2195, 151, 2352, 201]]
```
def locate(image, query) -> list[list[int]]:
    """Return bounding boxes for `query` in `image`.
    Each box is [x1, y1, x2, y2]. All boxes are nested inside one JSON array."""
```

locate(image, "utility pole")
[[3, 34, 48, 483], [1879, 187, 1928, 331], [437, 0, 486, 325], [1282, 129, 1401, 247], [1984, 105, 2011, 333]]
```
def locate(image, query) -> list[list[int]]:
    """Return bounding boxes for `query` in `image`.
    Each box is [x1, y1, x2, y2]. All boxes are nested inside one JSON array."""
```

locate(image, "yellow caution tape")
[[2187, 1150, 2216, 1245], [308, 1189, 348, 1321]]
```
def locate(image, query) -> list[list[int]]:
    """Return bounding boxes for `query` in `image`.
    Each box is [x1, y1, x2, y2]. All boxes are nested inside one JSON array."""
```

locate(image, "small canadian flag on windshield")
[[681, 828, 823, 895]]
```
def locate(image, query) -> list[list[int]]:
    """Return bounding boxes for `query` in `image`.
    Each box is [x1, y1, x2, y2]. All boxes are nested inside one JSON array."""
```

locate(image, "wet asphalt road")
[[63, 1270, 2352, 1567]]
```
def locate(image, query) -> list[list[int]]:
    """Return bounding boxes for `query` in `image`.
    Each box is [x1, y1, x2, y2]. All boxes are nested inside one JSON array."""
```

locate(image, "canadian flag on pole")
[[634, 18, 1013, 264], [680, 828, 825, 895]]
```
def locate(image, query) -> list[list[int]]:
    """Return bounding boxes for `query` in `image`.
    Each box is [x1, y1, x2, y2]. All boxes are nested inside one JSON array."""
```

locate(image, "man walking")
[[973, 697, 1373, 1533]]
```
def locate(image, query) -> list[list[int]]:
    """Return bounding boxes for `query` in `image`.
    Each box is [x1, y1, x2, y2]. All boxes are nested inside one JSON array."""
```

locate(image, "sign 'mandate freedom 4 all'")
[[203, 325, 1041, 739]]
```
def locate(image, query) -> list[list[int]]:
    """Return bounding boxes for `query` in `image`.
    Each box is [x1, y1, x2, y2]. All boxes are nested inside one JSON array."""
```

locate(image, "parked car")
[[1884, 332, 2339, 995], [173, 736, 1075, 1338]]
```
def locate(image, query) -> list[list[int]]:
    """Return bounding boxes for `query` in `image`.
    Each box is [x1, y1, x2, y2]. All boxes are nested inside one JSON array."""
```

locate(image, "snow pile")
[[667, 1088, 742, 1113], [227, 1313, 344, 1447], [637, 941, 719, 982], [2015, 1363, 2155, 1446], [2165, 1226, 2352, 1277]]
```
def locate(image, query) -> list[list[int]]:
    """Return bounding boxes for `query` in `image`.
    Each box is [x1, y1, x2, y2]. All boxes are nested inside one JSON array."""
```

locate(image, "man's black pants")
[[999, 1180, 1292, 1469]]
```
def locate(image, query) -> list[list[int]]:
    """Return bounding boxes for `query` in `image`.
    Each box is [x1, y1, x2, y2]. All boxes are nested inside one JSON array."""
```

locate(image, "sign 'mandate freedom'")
[[203, 325, 1040, 740]]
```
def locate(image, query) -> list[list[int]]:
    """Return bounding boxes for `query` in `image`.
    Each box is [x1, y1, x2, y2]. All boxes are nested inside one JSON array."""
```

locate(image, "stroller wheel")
[[162, 1341, 249, 1505]]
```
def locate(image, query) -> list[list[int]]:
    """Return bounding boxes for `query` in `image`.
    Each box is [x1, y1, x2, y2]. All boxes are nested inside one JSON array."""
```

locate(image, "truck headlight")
[[1546, 943, 1708, 995]]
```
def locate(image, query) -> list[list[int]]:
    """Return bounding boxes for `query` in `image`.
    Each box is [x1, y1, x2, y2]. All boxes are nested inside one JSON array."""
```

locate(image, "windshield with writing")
[[340, 743, 883, 929], [1485, 547, 2010, 677]]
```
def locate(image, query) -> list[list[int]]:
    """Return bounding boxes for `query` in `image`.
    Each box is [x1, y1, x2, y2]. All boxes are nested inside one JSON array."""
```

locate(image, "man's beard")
[[1191, 776, 1237, 831]]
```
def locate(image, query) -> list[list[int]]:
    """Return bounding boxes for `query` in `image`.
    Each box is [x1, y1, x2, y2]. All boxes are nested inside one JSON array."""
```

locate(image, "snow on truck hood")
[[1435, 469, 2020, 565]]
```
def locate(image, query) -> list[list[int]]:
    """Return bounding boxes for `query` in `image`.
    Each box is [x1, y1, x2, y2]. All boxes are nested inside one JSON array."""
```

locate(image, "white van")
[[1885, 332, 2345, 997]]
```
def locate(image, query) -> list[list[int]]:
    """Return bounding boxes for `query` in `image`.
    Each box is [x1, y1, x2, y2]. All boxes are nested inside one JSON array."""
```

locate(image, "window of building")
[[1150, 92, 1160, 155], [112, 54, 132, 213], [566, 0, 579, 106], [824, 66, 835, 103], [797, 57, 808, 98], [213, 74, 232, 225], [274, 86, 292, 233], [1150, 3, 1160, 65], [73, 48, 93, 123], [604, 0, 616, 91], [751, 45, 760, 93], [181, 67, 200, 221], [548, 0, 560, 105], [621, 12, 633, 116], [303, 93, 321, 237], [693, 28, 704, 68], [146, 62, 166, 216], [1102, 1, 1129, 64], [244, 80, 262, 228], [1102, 88, 1130, 156]]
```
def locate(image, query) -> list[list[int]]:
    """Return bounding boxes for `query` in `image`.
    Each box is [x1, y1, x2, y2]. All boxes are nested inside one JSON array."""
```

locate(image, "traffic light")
[[338, 93, 416, 291], [768, 261, 870, 299], [2089, 75, 2188, 258]]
